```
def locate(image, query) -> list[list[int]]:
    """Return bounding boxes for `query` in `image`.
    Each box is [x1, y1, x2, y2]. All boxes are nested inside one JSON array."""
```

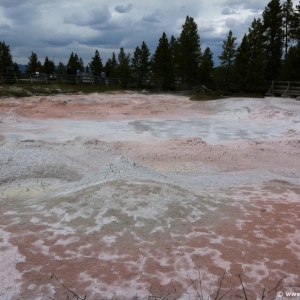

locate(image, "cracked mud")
[[0, 92, 300, 299]]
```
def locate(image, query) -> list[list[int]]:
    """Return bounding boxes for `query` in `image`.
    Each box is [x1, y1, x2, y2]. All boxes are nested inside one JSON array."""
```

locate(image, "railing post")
[[271, 80, 274, 95], [266, 80, 274, 96], [282, 81, 290, 97]]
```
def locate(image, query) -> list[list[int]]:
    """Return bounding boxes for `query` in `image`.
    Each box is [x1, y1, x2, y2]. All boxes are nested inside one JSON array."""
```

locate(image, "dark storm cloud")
[[0, 0, 28, 8], [0, 23, 11, 30], [77, 32, 126, 48], [1, 1, 43, 25], [114, 4, 133, 13], [41, 35, 75, 47]]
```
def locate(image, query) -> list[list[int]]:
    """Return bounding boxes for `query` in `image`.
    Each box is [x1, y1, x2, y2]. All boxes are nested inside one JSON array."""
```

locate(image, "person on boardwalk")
[[101, 71, 106, 84], [76, 69, 81, 83], [35, 67, 40, 77]]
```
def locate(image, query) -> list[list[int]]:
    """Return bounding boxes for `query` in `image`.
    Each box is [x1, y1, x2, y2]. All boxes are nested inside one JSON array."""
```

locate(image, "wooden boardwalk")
[[3, 74, 299, 97], [0, 73, 114, 85], [266, 81, 300, 97]]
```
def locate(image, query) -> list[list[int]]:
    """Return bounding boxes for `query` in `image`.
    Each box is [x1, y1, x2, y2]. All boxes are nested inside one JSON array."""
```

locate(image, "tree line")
[[1, 0, 300, 92], [218, 0, 300, 92]]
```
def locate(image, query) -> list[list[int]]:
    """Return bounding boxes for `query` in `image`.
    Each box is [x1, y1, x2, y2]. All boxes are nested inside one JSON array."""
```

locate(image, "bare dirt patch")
[[0, 93, 300, 299]]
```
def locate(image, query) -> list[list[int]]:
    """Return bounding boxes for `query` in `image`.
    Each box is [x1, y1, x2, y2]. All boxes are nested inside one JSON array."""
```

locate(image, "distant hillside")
[[18, 64, 26, 73]]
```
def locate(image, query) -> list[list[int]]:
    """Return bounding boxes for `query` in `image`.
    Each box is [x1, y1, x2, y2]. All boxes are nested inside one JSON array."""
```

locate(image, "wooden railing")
[[266, 81, 300, 97], [0, 73, 171, 90], [0, 73, 120, 86]]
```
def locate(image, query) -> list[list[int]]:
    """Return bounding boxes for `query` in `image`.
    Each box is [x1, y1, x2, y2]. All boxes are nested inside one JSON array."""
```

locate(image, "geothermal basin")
[[0, 92, 300, 299]]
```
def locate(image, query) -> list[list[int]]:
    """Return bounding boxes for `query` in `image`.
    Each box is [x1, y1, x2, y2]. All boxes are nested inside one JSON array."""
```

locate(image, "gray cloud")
[[221, 7, 238, 15], [78, 32, 127, 48], [198, 20, 215, 33], [64, 6, 111, 27], [0, 23, 11, 30], [243, 1, 266, 11], [225, 17, 237, 28], [222, 0, 265, 11], [41, 35, 75, 47], [141, 10, 164, 23], [0, 0, 29, 8], [115, 4, 132, 13], [3, 3, 42, 25]]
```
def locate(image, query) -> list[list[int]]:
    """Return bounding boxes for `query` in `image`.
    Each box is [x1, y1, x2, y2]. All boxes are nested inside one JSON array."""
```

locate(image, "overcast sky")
[[0, 0, 287, 67]]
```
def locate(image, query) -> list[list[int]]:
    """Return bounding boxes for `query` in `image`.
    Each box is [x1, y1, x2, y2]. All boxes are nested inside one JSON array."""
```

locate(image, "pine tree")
[[291, 2, 300, 42], [57, 62, 66, 74], [169, 35, 179, 60], [12, 62, 20, 73], [131, 41, 150, 88], [26, 52, 41, 74], [235, 34, 250, 91], [199, 47, 214, 89], [116, 47, 131, 87], [282, 0, 295, 55], [281, 43, 300, 80], [89, 50, 103, 75], [262, 0, 284, 80], [67, 52, 74, 74], [79, 58, 84, 71], [151, 32, 174, 89], [111, 52, 117, 76], [177, 16, 202, 87], [104, 52, 117, 78], [67, 52, 84, 74], [140, 41, 151, 86], [0, 41, 14, 73], [131, 46, 142, 86], [43, 56, 55, 74], [247, 19, 266, 92], [218, 30, 237, 90], [169, 35, 179, 81], [104, 58, 112, 77]]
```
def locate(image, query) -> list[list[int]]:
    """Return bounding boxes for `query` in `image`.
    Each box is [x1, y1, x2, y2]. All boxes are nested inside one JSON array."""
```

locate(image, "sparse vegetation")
[[0, 82, 128, 98], [48, 271, 286, 300], [189, 91, 265, 101]]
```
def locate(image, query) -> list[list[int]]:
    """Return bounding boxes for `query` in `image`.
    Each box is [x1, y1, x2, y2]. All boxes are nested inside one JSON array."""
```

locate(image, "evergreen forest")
[[1, 0, 300, 92]]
